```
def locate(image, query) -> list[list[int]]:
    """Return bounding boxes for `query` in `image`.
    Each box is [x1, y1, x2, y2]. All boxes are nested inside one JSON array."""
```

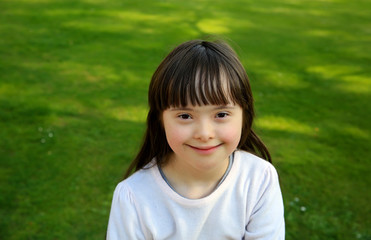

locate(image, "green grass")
[[0, 0, 370, 239]]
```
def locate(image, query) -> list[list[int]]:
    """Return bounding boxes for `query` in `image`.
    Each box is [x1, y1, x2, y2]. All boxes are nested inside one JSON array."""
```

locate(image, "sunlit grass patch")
[[197, 18, 231, 34], [108, 106, 147, 122], [255, 115, 314, 135]]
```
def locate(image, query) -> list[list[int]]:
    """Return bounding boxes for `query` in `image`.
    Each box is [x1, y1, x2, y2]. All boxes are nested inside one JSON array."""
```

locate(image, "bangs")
[[154, 43, 244, 110]]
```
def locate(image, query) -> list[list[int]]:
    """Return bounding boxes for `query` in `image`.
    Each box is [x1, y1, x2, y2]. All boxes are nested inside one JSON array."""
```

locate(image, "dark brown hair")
[[124, 39, 271, 178]]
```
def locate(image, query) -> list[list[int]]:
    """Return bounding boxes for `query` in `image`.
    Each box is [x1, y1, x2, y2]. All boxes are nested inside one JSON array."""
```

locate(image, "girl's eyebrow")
[[169, 107, 192, 111], [214, 105, 236, 110], [170, 105, 236, 111]]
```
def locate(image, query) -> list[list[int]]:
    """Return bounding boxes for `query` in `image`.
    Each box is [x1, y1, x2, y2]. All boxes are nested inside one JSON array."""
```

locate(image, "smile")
[[186, 144, 223, 154]]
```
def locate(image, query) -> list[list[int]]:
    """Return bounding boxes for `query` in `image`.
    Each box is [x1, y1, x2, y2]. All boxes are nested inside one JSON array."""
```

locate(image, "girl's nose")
[[194, 120, 215, 142]]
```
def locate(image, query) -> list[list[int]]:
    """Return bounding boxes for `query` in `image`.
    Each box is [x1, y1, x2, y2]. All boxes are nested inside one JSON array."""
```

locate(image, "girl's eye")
[[216, 112, 229, 118], [178, 114, 192, 120]]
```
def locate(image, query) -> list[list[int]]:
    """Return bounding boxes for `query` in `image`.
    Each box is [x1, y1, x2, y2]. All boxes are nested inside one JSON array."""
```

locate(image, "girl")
[[107, 40, 285, 239]]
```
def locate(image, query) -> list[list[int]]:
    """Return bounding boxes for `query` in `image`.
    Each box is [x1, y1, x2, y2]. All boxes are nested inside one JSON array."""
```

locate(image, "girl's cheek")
[[165, 125, 188, 143], [223, 130, 240, 142], [219, 125, 242, 144]]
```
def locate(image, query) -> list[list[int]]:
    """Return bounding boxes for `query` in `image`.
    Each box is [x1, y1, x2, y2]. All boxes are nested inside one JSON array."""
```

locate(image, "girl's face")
[[162, 103, 243, 173]]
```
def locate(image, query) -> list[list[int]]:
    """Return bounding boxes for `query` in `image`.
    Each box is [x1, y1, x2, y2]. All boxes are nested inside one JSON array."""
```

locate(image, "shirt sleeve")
[[244, 165, 285, 240], [106, 182, 146, 240]]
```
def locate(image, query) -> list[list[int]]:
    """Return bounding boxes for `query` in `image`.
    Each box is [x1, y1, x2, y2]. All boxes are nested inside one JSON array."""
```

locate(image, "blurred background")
[[0, 0, 370, 239]]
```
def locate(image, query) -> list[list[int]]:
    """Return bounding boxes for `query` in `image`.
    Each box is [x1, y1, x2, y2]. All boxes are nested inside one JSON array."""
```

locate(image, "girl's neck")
[[160, 154, 230, 199]]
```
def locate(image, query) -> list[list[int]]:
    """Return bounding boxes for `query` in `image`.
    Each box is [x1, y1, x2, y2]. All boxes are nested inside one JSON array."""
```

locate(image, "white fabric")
[[107, 150, 285, 240]]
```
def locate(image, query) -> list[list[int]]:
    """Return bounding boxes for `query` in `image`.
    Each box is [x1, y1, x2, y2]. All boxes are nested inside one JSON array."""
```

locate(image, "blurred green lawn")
[[0, 0, 370, 239]]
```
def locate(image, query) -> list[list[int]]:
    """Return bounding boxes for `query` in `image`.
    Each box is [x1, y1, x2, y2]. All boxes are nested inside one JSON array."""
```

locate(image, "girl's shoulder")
[[235, 150, 274, 169], [233, 150, 278, 181], [113, 161, 163, 202], [120, 162, 157, 189]]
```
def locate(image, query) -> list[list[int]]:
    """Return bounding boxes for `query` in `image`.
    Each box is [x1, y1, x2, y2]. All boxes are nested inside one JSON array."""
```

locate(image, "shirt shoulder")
[[233, 151, 285, 239], [231, 151, 281, 208], [234, 150, 277, 179], [119, 164, 159, 196]]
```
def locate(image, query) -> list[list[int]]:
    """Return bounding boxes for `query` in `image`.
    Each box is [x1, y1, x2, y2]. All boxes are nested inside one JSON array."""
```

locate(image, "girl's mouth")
[[187, 144, 223, 154]]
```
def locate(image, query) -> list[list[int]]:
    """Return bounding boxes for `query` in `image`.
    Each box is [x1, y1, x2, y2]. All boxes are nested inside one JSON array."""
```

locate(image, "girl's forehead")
[[164, 81, 238, 109], [156, 61, 244, 110], [188, 71, 234, 103]]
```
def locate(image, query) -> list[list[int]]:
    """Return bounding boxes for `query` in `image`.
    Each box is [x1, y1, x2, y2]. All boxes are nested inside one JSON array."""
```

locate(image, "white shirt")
[[107, 150, 285, 239]]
